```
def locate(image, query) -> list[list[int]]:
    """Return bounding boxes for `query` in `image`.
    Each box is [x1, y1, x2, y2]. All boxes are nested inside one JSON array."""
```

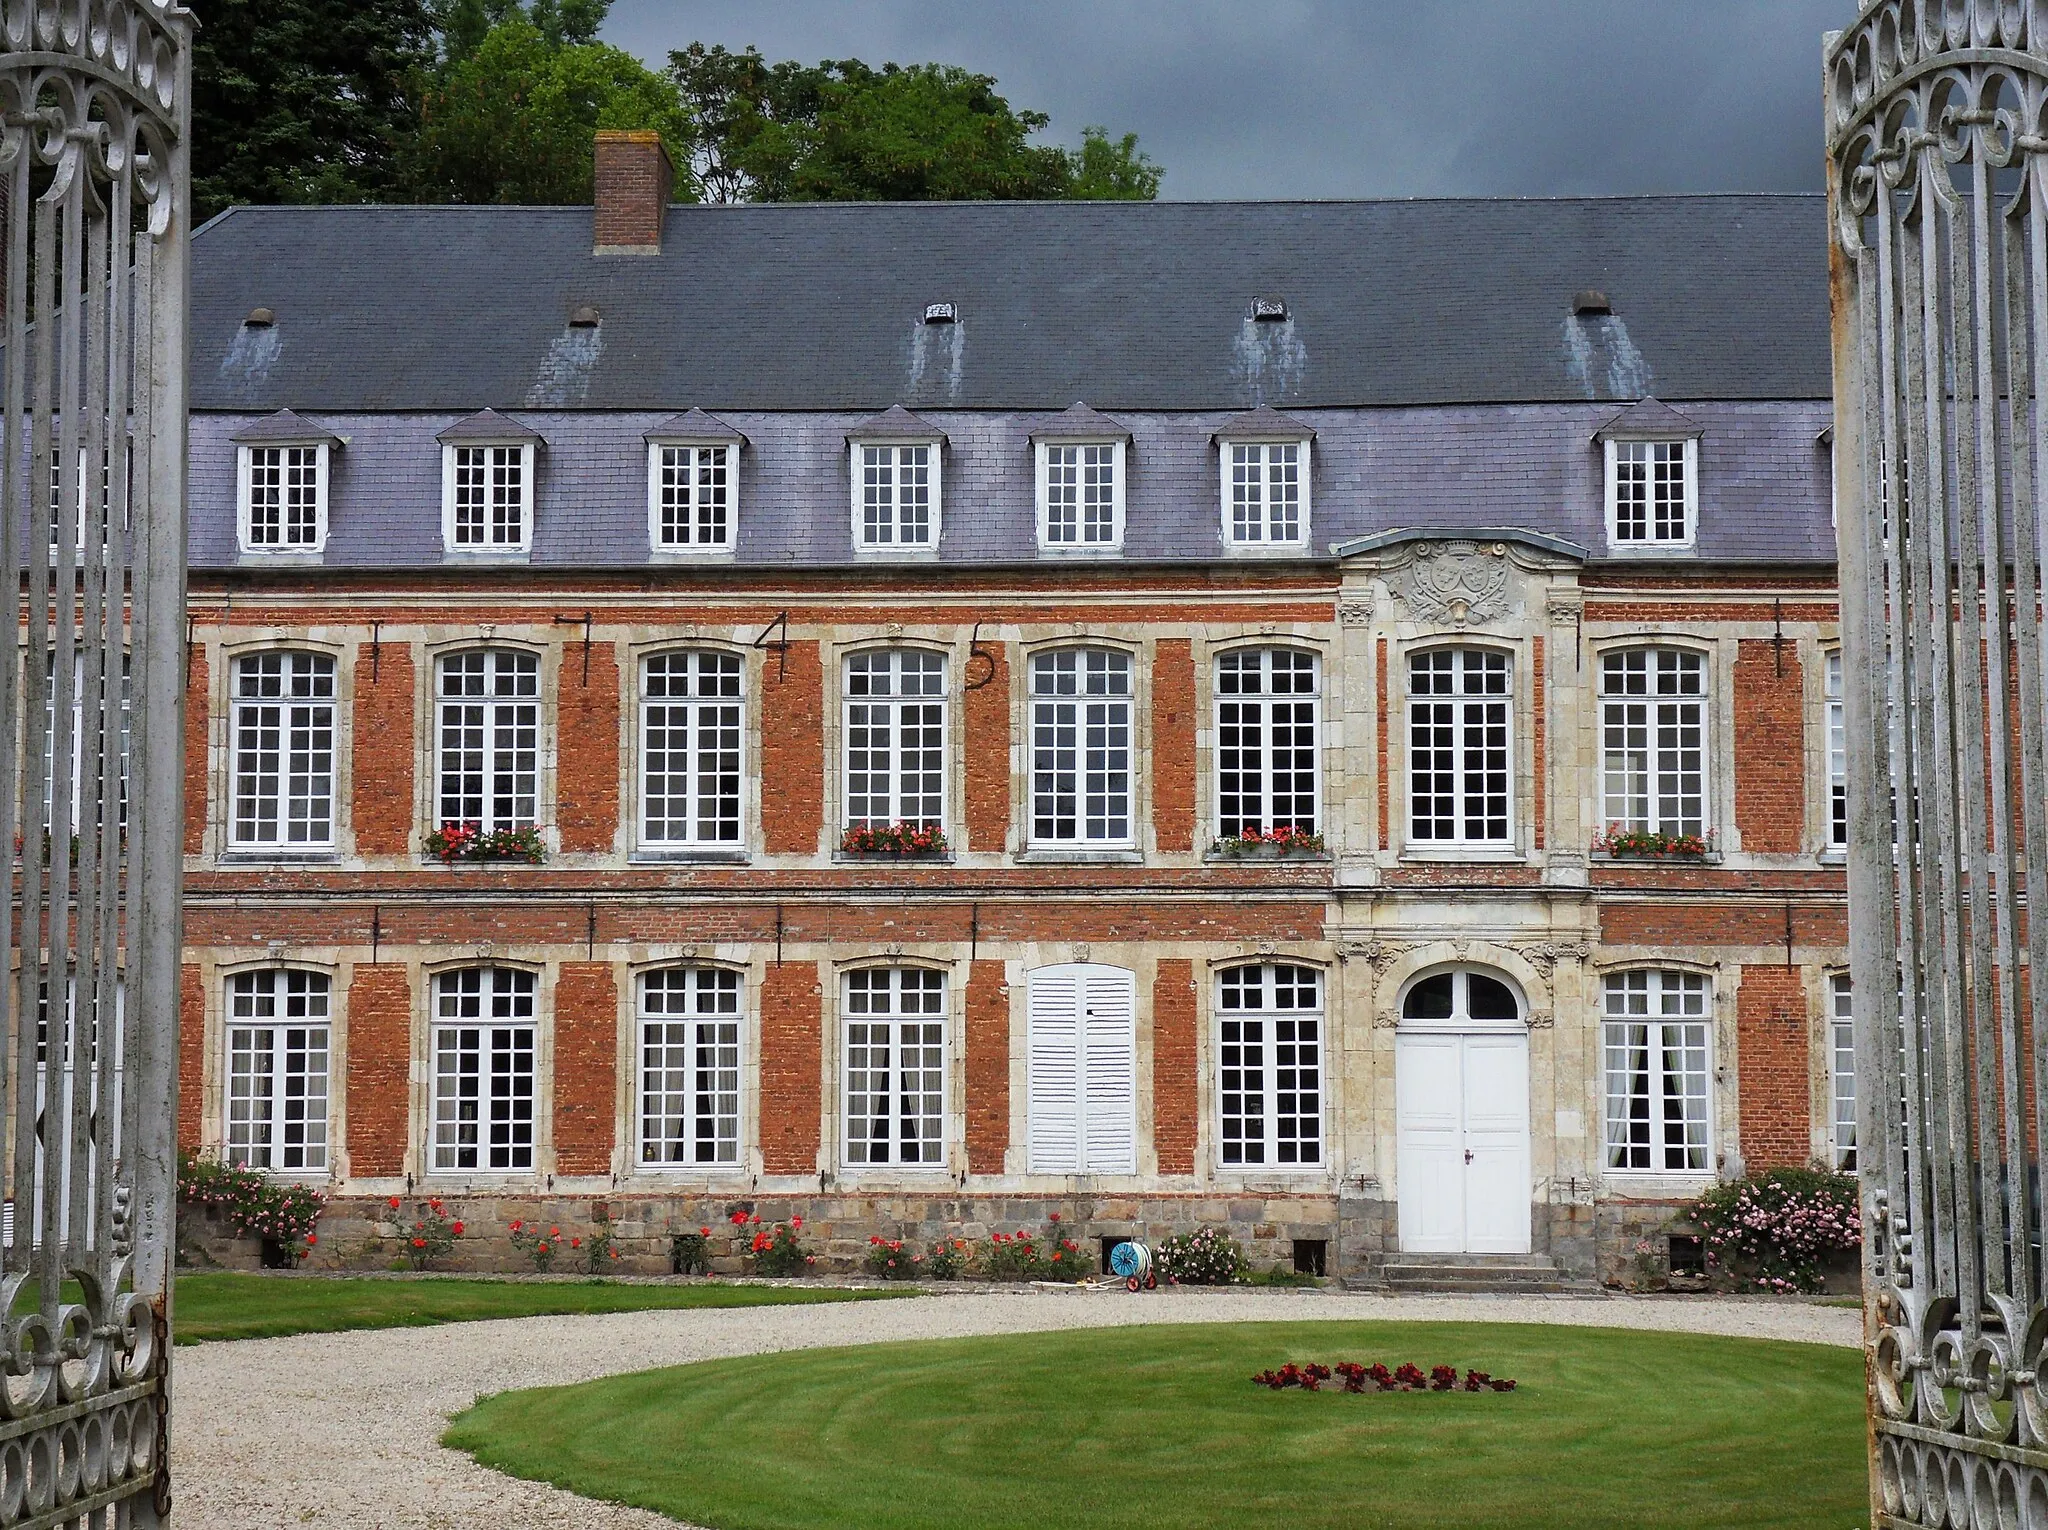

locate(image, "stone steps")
[[1370, 1253, 1606, 1297]]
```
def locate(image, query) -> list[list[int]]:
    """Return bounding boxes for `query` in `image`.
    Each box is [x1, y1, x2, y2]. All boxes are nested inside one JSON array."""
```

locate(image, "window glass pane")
[[1217, 963, 1321, 1167], [1602, 970, 1711, 1171], [231, 651, 337, 847], [451, 445, 525, 546], [437, 650, 540, 831], [845, 650, 946, 829], [1600, 648, 1705, 836], [860, 444, 934, 546], [642, 651, 743, 844], [1408, 648, 1510, 843], [1827, 651, 1847, 847], [843, 967, 947, 1166], [1031, 649, 1131, 844], [657, 444, 730, 547], [1216, 648, 1319, 838], [226, 969, 331, 1171], [1831, 974, 1857, 1171], [432, 967, 536, 1170], [639, 967, 741, 1165], [1612, 440, 1690, 543]]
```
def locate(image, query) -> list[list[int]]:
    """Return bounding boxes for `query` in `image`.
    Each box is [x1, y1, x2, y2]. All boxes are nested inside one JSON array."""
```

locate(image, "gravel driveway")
[[171, 1288, 1861, 1530]]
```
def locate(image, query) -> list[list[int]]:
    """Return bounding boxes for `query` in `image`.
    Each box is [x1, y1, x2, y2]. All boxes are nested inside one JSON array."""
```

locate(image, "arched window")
[[1215, 647, 1319, 839], [1401, 969, 1521, 1023], [1601, 969, 1711, 1172], [1408, 647, 1511, 844], [1599, 647, 1705, 837], [638, 968, 741, 1166], [1217, 963, 1322, 1168], [225, 968, 331, 1171], [641, 651, 742, 846], [844, 651, 946, 831], [842, 967, 946, 1168], [436, 649, 539, 832], [1030, 648, 1132, 846], [231, 651, 336, 848], [430, 967, 536, 1172]]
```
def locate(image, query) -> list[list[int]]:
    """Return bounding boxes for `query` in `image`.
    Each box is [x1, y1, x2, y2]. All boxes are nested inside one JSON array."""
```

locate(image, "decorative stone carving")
[[884, 942, 905, 957], [1546, 592, 1584, 626], [1337, 597, 1374, 627], [1072, 943, 1091, 962], [1395, 541, 1511, 626], [1526, 1010, 1556, 1030], [886, 622, 905, 638], [680, 942, 699, 958], [1252, 938, 1278, 956], [1372, 1008, 1401, 1029], [473, 939, 495, 959], [1521, 941, 1593, 977]]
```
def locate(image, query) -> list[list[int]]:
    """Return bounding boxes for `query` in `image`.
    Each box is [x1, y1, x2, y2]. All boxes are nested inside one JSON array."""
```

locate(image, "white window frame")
[[441, 442, 535, 553], [42, 649, 129, 835], [429, 966, 538, 1173], [224, 968, 332, 1173], [841, 966, 948, 1170], [1826, 650, 1847, 849], [647, 441, 734, 552], [849, 440, 941, 551], [1029, 647, 1134, 848], [435, 648, 541, 834], [1407, 645, 1512, 846], [1035, 439, 1125, 550], [1601, 968, 1713, 1174], [1219, 438, 1310, 549], [639, 649, 743, 849], [637, 966, 742, 1169], [229, 650, 337, 851], [1604, 437, 1698, 549], [1216, 963, 1324, 1170], [1599, 645, 1708, 838], [1830, 973, 1857, 1172], [1214, 646, 1322, 839], [1025, 963, 1137, 1175], [843, 649, 948, 832], [237, 442, 330, 554]]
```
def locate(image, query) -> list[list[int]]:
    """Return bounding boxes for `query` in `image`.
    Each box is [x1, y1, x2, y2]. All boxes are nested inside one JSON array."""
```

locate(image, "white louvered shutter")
[[1027, 968, 1082, 1172], [1080, 969, 1137, 1173]]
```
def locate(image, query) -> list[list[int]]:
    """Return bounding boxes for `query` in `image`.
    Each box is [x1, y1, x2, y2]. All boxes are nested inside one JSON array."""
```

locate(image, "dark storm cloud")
[[602, 0, 1851, 199]]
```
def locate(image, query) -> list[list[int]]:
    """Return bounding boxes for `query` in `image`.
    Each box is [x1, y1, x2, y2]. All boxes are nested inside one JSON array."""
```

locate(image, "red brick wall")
[[557, 642, 620, 853], [593, 129, 672, 250], [1153, 958, 1197, 1174], [1152, 639, 1195, 851], [552, 962, 618, 1174], [761, 640, 822, 855], [184, 649, 208, 854], [1737, 964, 1810, 1169], [1600, 902, 1846, 948], [178, 963, 203, 1150], [1733, 640, 1805, 854], [760, 962, 821, 1174], [965, 960, 1009, 1173], [345, 964, 413, 1176], [353, 643, 414, 855], [964, 642, 1012, 852], [1532, 635, 1546, 849]]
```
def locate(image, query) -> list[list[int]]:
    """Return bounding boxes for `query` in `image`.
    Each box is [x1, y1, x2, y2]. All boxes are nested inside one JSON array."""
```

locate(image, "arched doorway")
[[1395, 969, 1532, 1255]]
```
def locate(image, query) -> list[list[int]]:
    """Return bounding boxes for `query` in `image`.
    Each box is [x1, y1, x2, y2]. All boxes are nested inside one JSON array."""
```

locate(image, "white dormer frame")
[[1217, 436, 1312, 550], [441, 440, 536, 555], [646, 437, 738, 553], [849, 437, 942, 553], [1035, 437, 1126, 551], [1603, 436, 1698, 551], [236, 440, 331, 555]]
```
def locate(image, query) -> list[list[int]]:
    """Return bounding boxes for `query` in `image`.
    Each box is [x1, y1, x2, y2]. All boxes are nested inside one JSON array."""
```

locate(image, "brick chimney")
[[593, 129, 672, 255]]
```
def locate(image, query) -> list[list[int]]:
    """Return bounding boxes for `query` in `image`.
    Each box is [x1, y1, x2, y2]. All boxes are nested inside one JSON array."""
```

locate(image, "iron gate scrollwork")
[[0, 4, 190, 1528]]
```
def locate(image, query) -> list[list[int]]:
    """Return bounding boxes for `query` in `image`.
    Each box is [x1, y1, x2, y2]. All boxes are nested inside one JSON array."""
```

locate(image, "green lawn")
[[446, 1321, 1869, 1530], [174, 1273, 912, 1344]]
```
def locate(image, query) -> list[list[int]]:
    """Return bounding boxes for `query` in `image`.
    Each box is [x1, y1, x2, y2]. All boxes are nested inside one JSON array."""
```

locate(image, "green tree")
[[405, 13, 691, 204], [190, 0, 438, 223], [433, 0, 608, 63], [1067, 127, 1162, 201]]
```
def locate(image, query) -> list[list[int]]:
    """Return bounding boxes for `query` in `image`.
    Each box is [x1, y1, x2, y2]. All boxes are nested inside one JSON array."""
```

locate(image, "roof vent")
[[923, 301, 957, 324], [1251, 297, 1288, 322], [244, 306, 275, 327], [1572, 289, 1612, 317], [569, 304, 601, 327]]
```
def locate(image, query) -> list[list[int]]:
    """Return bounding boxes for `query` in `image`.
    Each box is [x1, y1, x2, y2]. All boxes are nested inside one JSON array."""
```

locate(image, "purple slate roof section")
[[185, 400, 1837, 571]]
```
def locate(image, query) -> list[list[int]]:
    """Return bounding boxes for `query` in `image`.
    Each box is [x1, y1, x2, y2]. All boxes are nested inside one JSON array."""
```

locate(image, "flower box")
[[840, 822, 949, 856], [1209, 827, 1328, 860], [425, 822, 546, 864], [1590, 824, 1716, 861]]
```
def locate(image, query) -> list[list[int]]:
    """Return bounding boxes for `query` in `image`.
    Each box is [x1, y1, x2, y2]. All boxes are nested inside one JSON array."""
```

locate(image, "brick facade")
[[759, 961, 821, 1175], [1150, 639, 1195, 851], [351, 644, 413, 856], [1736, 964, 1811, 1170], [1733, 639, 1806, 854], [552, 962, 619, 1175], [760, 640, 822, 855], [1152, 959, 1197, 1175], [343, 964, 412, 1177], [965, 960, 1009, 1173], [555, 642, 620, 854], [963, 642, 1012, 852]]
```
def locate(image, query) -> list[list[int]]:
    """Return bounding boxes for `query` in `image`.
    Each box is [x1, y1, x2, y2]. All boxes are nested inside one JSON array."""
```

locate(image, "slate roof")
[[191, 195, 1830, 413]]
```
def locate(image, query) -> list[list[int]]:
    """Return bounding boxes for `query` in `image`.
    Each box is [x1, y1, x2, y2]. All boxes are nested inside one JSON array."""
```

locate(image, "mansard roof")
[[190, 195, 1829, 413], [1594, 395, 1704, 441]]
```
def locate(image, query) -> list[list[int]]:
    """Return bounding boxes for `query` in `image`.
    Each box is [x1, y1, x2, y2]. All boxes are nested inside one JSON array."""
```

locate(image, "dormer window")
[[438, 410, 542, 555], [646, 410, 746, 553], [1033, 403, 1129, 551], [847, 406, 945, 552], [1213, 406, 1314, 549], [233, 410, 338, 555], [1597, 398, 1702, 551]]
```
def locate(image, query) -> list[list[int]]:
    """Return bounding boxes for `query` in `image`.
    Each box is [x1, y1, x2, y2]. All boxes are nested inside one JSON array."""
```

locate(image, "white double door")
[[1395, 1029, 1531, 1255]]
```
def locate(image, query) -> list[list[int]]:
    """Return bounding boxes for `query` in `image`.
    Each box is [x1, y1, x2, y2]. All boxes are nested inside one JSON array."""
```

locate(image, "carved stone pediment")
[[1393, 541, 1512, 626]]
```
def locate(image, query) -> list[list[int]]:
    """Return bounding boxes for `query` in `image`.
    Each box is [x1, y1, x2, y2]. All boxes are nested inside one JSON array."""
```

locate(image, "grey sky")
[[601, 1, 1849, 201]]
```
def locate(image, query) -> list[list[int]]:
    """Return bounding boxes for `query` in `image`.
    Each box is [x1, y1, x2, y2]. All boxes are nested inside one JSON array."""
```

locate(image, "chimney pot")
[[593, 129, 672, 256]]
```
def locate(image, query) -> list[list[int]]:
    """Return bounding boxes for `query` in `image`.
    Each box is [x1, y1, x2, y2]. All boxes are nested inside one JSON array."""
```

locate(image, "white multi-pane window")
[[855, 443, 938, 548], [1600, 647, 1706, 837], [1216, 647, 1320, 837], [431, 967, 536, 1171], [1831, 973, 1857, 1172], [1827, 650, 1847, 848], [443, 443, 532, 551], [650, 443, 732, 549], [1602, 969, 1712, 1172], [239, 444, 327, 551], [437, 650, 539, 831], [642, 651, 742, 847], [1217, 963, 1323, 1168], [1607, 438, 1696, 546], [1030, 649, 1132, 845], [1038, 441, 1123, 547], [43, 651, 129, 833], [844, 650, 946, 829], [47, 447, 118, 557], [1223, 440, 1307, 546], [224, 969, 330, 1172], [1409, 647, 1511, 844], [638, 967, 741, 1167], [843, 967, 946, 1168], [231, 651, 336, 849]]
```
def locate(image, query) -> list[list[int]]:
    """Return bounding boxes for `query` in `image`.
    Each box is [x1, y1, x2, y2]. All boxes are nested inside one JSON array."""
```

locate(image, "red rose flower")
[[452, 1222, 464, 1236], [510, 1219, 523, 1232], [388, 1196, 401, 1210], [571, 1237, 582, 1249]]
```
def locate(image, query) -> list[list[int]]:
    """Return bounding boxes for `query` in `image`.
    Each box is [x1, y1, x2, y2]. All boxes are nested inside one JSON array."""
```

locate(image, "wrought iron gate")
[[0, 4, 190, 1527]]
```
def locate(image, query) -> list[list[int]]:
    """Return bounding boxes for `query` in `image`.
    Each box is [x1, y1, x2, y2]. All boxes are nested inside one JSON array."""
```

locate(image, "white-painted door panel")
[[1396, 1030, 1530, 1255], [1462, 1034, 1531, 1254]]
